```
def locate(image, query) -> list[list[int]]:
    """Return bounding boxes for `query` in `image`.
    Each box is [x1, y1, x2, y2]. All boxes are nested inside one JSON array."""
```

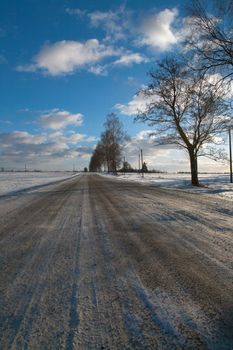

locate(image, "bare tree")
[[120, 161, 134, 173], [101, 113, 128, 174], [89, 142, 105, 172], [187, 0, 233, 82], [136, 57, 230, 186], [89, 113, 128, 173]]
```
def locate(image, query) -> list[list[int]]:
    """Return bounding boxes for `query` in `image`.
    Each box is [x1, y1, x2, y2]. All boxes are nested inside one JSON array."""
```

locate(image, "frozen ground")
[[0, 171, 77, 196], [101, 172, 233, 201], [0, 174, 232, 349]]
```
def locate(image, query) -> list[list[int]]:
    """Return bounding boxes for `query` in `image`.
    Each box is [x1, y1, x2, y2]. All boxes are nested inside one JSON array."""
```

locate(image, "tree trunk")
[[189, 150, 199, 186], [112, 160, 117, 175]]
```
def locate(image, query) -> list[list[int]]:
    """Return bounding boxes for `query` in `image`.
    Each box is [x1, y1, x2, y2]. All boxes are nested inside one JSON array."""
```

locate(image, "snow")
[[0, 171, 77, 196], [101, 172, 233, 201], [1, 171, 232, 201]]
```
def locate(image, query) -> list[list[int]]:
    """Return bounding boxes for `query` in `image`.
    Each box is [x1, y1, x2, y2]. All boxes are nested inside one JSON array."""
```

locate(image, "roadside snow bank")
[[0, 172, 78, 196], [100, 173, 233, 201]]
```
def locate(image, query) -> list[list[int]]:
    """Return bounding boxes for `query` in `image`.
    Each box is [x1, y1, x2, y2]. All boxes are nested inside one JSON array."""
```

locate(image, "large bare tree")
[[136, 57, 230, 186]]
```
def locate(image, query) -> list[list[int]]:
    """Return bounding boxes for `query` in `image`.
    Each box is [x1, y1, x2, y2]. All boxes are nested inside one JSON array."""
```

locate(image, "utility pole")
[[123, 156, 125, 175], [141, 149, 144, 178], [229, 128, 232, 183], [138, 153, 141, 175], [73, 160, 75, 173]]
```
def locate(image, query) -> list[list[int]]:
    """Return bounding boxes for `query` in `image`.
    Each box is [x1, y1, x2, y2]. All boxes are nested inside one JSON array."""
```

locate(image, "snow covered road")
[[0, 174, 233, 349]]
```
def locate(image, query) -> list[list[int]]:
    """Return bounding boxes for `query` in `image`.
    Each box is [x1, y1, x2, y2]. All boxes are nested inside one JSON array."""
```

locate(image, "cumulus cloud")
[[89, 10, 115, 26], [134, 130, 156, 140], [39, 109, 83, 129], [65, 5, 132, 42], [17, 39, 118, 76], [0, 128, 96, 166], [64, 6, 178, 52], [68, 132, 97, 143], [88, 51, 148, 75], [0, 131, 68, 162], [115, 90, 157, 116], [113, 53, 148, 66], [137, 8, 178, 51], [88, 64, 107, 76], [0, 131, 46, 146], [17, 5, 166, 77], [17, 37, 146, 76], [17, 7, 181, 78], [88, 6, 130, 42]]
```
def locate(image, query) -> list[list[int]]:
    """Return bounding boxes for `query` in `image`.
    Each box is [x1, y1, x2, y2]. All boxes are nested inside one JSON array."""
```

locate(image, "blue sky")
[[0, 0, 228, 172]]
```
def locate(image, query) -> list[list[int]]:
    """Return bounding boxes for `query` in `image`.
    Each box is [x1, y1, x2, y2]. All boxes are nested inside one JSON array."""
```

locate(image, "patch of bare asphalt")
[[0, 174, 232, 349]]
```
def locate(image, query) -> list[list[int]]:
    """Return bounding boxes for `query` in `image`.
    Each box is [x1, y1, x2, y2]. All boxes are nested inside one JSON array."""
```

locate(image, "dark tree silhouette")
[[142, 162, 148, 173], [120, 161, 134, 172], [89, 142, 105, 172]]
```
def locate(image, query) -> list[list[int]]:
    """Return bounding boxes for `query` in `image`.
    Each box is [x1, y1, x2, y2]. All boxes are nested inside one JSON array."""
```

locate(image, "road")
[[0, 174, 233, 349]]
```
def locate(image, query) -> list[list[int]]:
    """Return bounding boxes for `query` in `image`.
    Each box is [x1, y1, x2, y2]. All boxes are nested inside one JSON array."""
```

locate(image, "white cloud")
[[206, 73, 233, 97], [68, 133, 86, 143], [17, 7, 181, 77], [0, 132, 69, 161], [17, 39, 118, 76], [0, 131, 46, 146], [115, 90, 157, 116], [137, 8, 178, 51], [88, 64, 107, 76], [134, 130, 156, 140], [88, 51, 148, 75], [65, 5, 132, 43], [68, 133, 97, 143], [113, 53, 148, 66], [38, 130, 97, 146], [0, 128, 96, 167], [39, 109, 83, 129], [89, 11, 113, 25], [65, 8, 86, 17], [88, 6, 130, 41]]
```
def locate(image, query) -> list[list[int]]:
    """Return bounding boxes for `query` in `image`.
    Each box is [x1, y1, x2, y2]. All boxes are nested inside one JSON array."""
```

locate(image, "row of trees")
[[136, 0, 233, 186], [89, 113, 128, 173]]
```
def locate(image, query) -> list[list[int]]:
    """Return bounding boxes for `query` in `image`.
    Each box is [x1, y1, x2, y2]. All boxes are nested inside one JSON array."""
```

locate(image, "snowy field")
[[101, 172, 233, 201], [0, 171, 232, 201], [0, 172, 77, 196]]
